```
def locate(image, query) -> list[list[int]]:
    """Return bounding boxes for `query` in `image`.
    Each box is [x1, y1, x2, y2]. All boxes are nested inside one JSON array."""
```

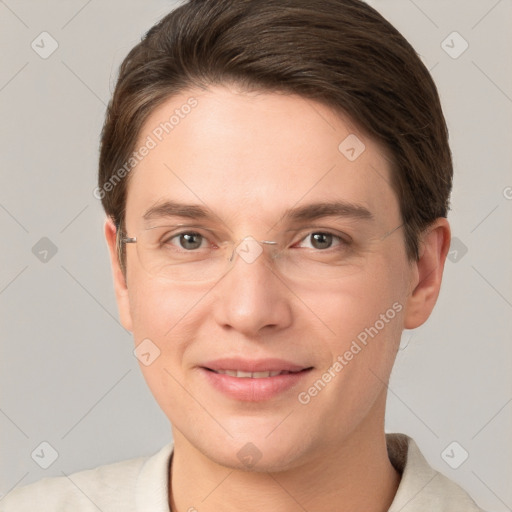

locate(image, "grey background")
[[1, 1, 511, 510]]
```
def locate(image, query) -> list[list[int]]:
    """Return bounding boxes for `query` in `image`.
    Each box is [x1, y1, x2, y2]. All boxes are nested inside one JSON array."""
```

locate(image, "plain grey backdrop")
[[1, 0, 511, 510]]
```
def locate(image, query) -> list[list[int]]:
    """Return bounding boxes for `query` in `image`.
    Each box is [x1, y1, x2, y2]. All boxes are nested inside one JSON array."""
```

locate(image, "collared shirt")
[[1, 433, 485, 511]]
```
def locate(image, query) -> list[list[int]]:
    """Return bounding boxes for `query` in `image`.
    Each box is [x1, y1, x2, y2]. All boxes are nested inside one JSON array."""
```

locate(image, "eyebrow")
[[142, 200, 374, 224], [283, 201, 373, 223], [143, 201, 209, 222]]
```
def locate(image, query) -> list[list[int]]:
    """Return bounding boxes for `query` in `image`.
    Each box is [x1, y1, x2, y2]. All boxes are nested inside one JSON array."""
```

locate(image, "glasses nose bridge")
[[228, 237, 279, 265]]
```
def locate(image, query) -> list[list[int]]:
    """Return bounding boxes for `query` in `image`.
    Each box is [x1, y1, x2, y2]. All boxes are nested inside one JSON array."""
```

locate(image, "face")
[[106, 85, 448, 471]]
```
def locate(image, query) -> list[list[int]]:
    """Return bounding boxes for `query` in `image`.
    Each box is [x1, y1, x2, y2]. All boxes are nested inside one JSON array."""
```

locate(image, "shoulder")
[[387, 433, 486, 512], [1, 444, 173, 512]]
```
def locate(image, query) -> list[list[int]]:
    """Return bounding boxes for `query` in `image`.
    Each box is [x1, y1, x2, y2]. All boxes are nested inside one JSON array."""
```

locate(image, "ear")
[[104, 218, 133, 332], [404, 218, 451, 329]]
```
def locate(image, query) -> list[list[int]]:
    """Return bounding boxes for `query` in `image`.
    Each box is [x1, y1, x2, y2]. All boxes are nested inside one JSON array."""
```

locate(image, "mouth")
[[199, 359, 313, 401]]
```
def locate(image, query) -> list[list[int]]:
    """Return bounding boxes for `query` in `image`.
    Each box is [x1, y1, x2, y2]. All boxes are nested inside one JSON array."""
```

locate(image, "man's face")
[[115, 86, 419, 470]]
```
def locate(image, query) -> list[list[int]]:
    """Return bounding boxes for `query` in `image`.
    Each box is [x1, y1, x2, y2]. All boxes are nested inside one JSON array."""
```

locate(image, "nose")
[[212, 240, 293, 336]]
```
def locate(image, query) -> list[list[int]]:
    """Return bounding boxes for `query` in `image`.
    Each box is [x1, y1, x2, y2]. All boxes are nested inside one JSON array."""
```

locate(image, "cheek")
[[309, 258, 406, 340], [127, 274, 206, 339], [126, 278, 193, 375], [293, 261, 407, 422], [126, 278, 205, 414], [303, 251, 409, 400]]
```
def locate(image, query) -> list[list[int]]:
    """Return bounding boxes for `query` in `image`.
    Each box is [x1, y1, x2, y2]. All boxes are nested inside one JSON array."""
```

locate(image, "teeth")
[[252, 371, 272, 378], [214, 370, 293, 378]]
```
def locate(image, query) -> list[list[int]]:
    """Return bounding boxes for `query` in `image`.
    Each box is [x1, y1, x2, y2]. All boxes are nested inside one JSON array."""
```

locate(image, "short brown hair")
[[98, 0, 452, 265]]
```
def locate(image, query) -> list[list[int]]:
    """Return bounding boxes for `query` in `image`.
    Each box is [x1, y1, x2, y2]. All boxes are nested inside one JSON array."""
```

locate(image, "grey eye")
[[177, 232, 204, 250], [309, 232, 333, 249]]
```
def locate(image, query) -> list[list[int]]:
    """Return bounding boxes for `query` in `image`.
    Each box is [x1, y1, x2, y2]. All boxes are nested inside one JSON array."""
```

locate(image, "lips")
[[199, 358, 313, 401]]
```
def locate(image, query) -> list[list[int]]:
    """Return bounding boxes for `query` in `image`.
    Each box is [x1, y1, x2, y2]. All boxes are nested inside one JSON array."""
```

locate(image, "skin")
[[104, 85, 450, 512]]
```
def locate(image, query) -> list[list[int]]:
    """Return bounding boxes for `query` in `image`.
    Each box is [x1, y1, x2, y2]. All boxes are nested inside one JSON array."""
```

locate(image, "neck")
[[168, 402, 400, 512]]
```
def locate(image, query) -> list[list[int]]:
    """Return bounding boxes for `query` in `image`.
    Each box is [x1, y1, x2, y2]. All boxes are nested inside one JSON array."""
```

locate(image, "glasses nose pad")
[[229, 245, 236, 262]]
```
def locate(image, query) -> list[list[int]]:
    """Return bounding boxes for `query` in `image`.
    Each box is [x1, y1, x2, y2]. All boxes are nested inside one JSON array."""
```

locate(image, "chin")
[[192, 426, 316, 473]]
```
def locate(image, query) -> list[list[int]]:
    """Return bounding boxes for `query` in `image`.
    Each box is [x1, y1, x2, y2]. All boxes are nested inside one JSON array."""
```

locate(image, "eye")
[[167, 232, 207, 251], [297, 232, 344, 250]]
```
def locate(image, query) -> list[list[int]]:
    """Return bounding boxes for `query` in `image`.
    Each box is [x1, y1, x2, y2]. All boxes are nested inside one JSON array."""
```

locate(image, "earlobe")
[[104, 218, 133, 332], [403, 218, 451, 330]]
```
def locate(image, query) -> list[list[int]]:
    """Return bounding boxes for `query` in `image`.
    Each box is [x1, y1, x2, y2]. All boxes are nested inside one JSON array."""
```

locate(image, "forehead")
[[125, 85, 399, 229]]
